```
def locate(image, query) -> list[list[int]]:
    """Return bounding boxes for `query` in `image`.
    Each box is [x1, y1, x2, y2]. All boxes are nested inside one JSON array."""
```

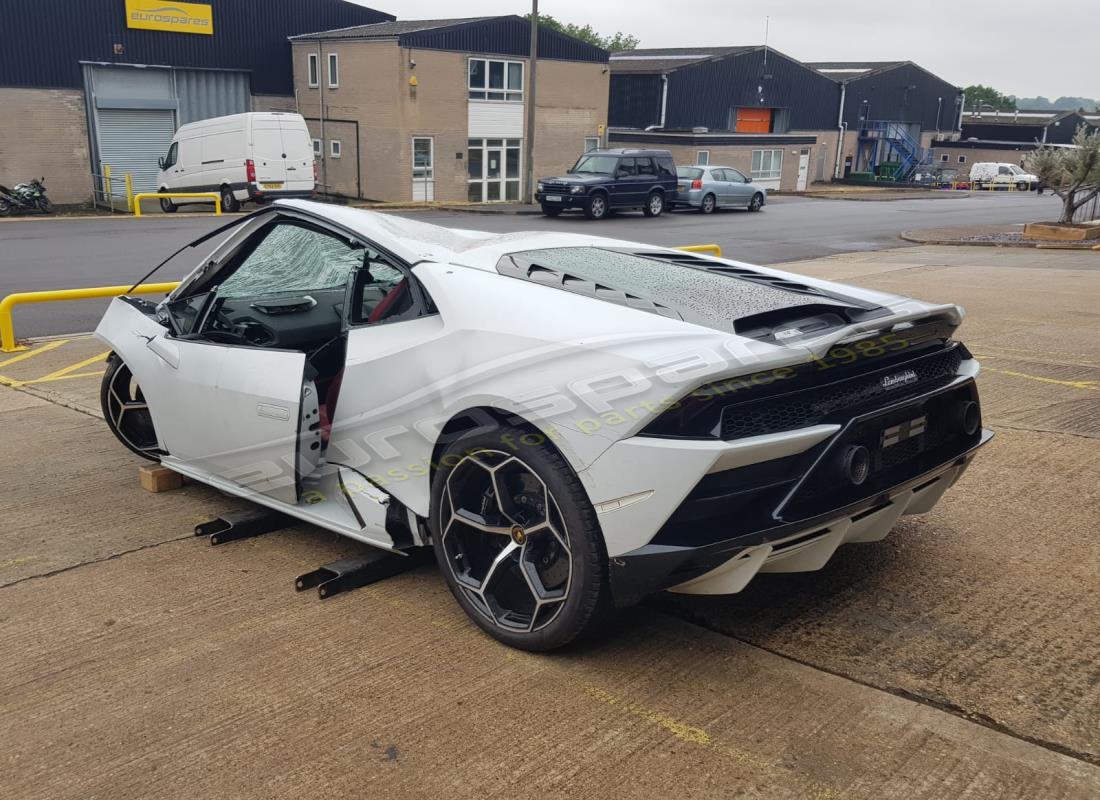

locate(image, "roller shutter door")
[[734, 108, 773, 133], [95, 109, 177, 194]]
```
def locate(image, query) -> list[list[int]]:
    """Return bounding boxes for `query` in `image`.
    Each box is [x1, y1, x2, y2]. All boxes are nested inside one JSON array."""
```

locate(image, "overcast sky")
[[354, 1, 1094, 99]]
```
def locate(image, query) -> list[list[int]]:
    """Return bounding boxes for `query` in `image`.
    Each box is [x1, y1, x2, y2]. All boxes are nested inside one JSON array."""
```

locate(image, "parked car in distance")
[[535, 149, 678, 220], [968, 162, 1038, 191], [156, 112, 316, 213], [674, 166, 767, 213]]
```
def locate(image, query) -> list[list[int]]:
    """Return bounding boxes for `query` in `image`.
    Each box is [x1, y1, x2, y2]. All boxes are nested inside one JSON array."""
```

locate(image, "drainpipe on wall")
[[833, 82, 847, 179], [659, 74, 669, 128], [318, 45, 327, 198]]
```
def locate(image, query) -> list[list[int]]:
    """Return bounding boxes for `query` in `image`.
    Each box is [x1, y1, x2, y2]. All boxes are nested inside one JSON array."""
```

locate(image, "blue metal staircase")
[[856, 121, 933, 181]]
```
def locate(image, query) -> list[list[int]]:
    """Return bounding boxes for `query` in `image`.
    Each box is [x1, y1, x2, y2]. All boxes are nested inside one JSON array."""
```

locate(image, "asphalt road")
[[0, 191, 1063, 338]]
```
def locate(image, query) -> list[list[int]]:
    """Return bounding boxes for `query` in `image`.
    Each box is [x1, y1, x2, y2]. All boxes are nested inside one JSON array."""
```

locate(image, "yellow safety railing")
[[133, 192, 222, 217], [0, 283, 180, 353], [676, 244, 723, 258]]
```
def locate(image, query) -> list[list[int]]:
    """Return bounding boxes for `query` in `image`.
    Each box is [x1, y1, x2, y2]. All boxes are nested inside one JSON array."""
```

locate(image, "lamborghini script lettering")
[[94, 200, 991, 651], [881, 369, 919, 390]]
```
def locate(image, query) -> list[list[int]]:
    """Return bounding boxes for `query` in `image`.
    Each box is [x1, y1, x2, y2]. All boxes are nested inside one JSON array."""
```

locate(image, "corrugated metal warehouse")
[[0, 0, 391, 202], [608, 48, 964, 190]]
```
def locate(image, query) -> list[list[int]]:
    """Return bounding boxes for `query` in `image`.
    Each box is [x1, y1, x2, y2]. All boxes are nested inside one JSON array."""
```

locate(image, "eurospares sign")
[[125, 0, 214, 35]]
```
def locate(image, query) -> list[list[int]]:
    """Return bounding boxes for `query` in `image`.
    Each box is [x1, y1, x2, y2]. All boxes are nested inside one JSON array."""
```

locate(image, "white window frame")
[[467, 138, 523, 202], [958, 155, 967, 164], [696, 150, 710, 166], [750, 148, 783, 181], [307, 53, 319, 88], [940, 153, 949, 162], [584, 136, 600, 152], [412, 137, 434, 179], [312, 138, 322, 157], [329, 139, 341, 159], [327, 52, 339, 88], [468, 58, 524, 102]]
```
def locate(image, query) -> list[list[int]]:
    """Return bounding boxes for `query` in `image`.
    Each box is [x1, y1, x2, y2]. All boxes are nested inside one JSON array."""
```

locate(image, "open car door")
[[96, 296, 310, 505]]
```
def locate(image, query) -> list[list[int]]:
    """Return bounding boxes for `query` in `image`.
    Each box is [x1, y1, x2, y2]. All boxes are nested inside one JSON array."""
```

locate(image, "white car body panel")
[[96, 298, 306, 504], [95, 200, 988, 604]]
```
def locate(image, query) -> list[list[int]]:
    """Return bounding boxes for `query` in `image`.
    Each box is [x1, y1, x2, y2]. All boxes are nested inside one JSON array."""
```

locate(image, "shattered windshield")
[[217, 223, 363, 299]]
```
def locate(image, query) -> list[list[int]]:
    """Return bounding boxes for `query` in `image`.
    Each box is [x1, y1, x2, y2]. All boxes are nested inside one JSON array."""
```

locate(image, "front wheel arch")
[[100, 353, 164, 461]]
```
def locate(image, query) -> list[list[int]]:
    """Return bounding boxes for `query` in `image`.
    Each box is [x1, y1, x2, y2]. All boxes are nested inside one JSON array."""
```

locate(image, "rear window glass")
[[498, 247, 831, 325], [677, 167, 703, 179]]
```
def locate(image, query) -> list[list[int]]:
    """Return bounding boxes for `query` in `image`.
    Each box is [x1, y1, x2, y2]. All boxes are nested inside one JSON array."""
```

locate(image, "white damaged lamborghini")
[[96, 200, 991, 650]]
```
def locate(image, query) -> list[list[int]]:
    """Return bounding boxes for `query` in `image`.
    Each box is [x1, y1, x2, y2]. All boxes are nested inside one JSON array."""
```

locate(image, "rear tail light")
[[691, 178, 703, 189], [313, 161, 318, 182], [245, 158, 256, 183]]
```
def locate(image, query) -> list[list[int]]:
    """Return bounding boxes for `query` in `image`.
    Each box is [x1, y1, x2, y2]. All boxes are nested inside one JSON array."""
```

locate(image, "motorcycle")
[[0, 177, 54, 216]]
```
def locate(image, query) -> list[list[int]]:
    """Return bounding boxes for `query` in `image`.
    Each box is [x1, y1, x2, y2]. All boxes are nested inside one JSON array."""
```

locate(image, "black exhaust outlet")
[[955, 401, 980, 436], [839, 444, 871, 486]]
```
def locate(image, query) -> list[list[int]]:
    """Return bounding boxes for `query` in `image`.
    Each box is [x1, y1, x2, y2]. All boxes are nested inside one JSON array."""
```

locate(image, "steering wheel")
[[204, 307, 275, 346]]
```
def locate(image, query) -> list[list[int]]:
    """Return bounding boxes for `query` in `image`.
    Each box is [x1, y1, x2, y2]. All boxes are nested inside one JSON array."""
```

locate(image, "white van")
[[156, 112, 315, 213], [969, 162, 1038, 191]]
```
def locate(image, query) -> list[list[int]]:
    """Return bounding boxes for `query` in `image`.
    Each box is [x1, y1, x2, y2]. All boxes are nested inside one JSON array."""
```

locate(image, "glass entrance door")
[[467, 138, 521, 202]]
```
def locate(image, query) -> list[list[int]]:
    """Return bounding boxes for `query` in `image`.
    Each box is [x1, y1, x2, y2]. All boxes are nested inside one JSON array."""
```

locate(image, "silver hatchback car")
[[675, 166, 767, 213]]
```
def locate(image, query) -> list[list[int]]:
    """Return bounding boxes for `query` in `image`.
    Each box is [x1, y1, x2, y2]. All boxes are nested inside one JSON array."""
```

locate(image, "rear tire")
[[220, 185, 241, 213], [748, 192, 764, 211], [0, 200, 11, 217], [643, 190, 665, 217], [430, 423, 611, 651], [700, 193, 717, 214], [584, 192, 608, 220], [541, 204, 562, 217]]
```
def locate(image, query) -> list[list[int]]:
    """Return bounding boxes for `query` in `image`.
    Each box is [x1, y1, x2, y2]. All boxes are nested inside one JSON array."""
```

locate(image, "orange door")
[[735, 108, 772, 133]]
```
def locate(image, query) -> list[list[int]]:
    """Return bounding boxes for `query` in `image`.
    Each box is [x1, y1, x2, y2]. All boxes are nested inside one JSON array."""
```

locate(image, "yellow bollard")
[[676, 244, 723, 258], [133, 192, 222, 216], [125, 174, 134, 213]]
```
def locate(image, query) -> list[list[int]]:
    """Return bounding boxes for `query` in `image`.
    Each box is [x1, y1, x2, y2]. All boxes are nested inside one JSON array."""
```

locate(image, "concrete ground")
[[0, 191, 1063, 337], [1, 245, 1097, 798]]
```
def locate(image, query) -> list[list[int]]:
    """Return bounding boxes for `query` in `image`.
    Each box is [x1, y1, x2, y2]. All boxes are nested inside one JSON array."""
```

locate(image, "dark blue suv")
[[535, 149, 678, 220]]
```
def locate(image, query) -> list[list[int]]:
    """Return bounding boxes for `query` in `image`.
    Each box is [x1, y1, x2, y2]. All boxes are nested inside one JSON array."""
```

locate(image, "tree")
[[525, 14, 640, 52], [962, 85, 1016, 112], [1025, 125, 1100, 224], [1013, 95, 1100, 111]]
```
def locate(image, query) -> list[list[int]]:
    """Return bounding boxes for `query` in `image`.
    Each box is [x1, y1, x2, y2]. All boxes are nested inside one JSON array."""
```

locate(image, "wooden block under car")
[[139, 464, 184, 493]]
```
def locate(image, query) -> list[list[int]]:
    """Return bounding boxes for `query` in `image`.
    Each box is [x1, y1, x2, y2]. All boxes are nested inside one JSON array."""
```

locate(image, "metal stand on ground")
[[295, 548, 434, 600], [195, 509, 295, 545]]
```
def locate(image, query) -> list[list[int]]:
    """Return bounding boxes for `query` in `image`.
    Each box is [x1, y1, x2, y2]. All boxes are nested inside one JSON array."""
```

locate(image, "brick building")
[[288, 17, 609, 203]]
